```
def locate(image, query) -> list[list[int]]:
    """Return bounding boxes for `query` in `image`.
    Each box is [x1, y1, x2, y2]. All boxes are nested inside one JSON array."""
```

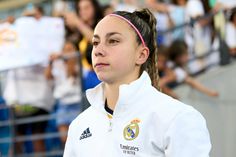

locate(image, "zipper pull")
[[107, 113, 113, 132], [108, 120, 112, 132]]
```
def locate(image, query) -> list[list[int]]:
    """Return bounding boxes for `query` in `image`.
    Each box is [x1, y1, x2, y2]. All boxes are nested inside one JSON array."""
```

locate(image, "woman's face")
[[157, 54, 167, 71], [91, 16, 146, 85], [233, 13, 236, 26], [78, 0, 95, 22], [63, 42, 77, 64], [176, 53, 189, 66], [176, 0, 186, 6], [63, 42, 75, 53]]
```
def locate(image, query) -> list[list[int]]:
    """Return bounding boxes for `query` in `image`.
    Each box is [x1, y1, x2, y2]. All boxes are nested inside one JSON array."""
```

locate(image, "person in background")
[[169, 0, 187, 40], [52, 0, 72, 17], [102, 4, 115, 16], [0, 98, 10, 156], [111, 0, 139, 12], [167, 39, 219, 97], [145, 0, 170, 13], [45, 40, 82, 145], [3, 53, 54, 154], [225, 7, 236, 57], [3, 5, 55, 154], [0, 16, 15, 24], [22, 4, 44, 20], [144, 0, 175, 46], [157, 45, 179, 99], [185, 0, 214, 74], [64, 0, 103, 90], [210, 0, 236, 11]]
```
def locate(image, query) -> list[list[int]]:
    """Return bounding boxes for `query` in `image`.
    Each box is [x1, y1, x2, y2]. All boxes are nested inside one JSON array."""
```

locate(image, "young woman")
[[64, 8, 211, 157]]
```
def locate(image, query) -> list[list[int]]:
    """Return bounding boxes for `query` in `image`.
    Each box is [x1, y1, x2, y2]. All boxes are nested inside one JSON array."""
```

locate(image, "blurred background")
[[0, 0, 235, 157]]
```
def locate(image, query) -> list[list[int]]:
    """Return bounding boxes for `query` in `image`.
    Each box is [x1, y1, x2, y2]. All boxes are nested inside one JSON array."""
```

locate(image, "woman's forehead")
[[94, 15, 134, 35]]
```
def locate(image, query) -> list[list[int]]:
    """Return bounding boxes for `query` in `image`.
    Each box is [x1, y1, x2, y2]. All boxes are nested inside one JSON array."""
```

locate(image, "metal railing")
[[0, 103, 92, 156], [159, 8, 233, 75], [0, 52, 85, 157]]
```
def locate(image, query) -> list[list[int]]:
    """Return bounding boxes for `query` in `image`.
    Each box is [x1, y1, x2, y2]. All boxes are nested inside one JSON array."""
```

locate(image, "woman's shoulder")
[[68, 105, 105, 131], [70, 106, 95, 124], [147, 86, 199, 118]]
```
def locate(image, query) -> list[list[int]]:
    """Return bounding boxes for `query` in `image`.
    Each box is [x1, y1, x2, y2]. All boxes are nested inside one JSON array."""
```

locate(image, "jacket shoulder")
[[145, 86, 201, 124], [70, 106, 95, 127]]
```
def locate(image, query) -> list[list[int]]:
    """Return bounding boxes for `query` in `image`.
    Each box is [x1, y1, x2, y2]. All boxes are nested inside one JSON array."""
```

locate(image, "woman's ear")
[[136, 47, 149, 65]]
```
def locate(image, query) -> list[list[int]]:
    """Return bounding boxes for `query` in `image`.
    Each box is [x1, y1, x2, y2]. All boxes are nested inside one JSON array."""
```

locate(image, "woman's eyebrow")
[[93, 34, 100, 39], [93, 32, 122, 39], [105, 32, 122, 38]]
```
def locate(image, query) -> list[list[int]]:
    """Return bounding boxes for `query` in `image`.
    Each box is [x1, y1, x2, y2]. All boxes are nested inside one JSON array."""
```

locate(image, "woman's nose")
[[93, 44, 106, 57]]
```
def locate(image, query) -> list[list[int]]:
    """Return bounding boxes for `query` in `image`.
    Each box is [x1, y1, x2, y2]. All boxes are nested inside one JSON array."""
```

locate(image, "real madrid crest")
[[123, 119, 140, 141]]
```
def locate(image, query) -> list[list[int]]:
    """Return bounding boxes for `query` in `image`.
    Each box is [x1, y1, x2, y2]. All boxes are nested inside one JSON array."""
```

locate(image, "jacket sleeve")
[[164, 108, 211, 157]]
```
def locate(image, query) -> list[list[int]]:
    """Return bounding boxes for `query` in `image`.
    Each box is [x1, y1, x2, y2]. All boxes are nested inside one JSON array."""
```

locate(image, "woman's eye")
[[108, 39, 119, 44], [92, 41, 99, 46]]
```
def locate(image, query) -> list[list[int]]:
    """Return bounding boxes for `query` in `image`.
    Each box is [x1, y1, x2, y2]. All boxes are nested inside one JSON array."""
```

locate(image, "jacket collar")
[[86, 71, 152, 112]]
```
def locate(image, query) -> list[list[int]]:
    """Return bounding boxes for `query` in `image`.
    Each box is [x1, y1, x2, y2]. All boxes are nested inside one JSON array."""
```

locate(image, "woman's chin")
[[97, 75, 114, 84], [96, 74, 108, 82]]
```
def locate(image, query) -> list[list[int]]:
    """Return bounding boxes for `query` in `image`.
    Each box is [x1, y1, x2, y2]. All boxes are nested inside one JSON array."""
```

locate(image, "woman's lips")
[[94, 63, 109, 69]]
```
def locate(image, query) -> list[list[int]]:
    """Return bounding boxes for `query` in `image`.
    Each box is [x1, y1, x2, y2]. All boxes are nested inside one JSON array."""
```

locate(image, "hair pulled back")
[[114, 8, 160, 90]]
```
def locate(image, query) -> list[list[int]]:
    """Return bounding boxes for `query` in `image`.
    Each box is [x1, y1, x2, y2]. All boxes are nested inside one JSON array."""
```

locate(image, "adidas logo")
[[79, 128, 92, 140]]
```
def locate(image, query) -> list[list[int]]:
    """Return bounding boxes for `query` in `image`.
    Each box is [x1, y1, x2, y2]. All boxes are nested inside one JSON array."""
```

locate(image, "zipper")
[[107, 113, 113, 132], [108, 120, 112, 132]]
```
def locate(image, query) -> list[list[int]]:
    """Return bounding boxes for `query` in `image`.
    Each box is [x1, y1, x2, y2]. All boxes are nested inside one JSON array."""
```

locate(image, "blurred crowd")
[[0, 0, 235, 156]]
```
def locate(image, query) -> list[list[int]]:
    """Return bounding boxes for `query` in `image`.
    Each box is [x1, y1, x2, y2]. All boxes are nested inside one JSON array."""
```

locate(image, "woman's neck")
[[85, 19, 94, 27], [104, 83, 119, 111], [104, 69, 141, 111]]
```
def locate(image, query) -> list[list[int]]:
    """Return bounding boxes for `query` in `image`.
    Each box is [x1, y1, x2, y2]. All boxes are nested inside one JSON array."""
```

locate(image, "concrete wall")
[[174, 61, 236, 157]]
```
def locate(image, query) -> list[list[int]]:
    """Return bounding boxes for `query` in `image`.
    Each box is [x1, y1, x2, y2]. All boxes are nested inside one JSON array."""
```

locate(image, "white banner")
[[0, 16, 65, 71]]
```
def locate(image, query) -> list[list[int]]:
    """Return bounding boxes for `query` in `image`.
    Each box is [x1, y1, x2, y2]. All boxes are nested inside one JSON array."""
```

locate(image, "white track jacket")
[[64, 72, 211, 157]]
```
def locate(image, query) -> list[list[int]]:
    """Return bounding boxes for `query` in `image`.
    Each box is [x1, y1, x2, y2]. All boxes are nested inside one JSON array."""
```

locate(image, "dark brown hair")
[[168, 39, 188, 66], [114, 8, 159, 90], [75, 0, 103, 29], [229, 7, 236, 22]]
